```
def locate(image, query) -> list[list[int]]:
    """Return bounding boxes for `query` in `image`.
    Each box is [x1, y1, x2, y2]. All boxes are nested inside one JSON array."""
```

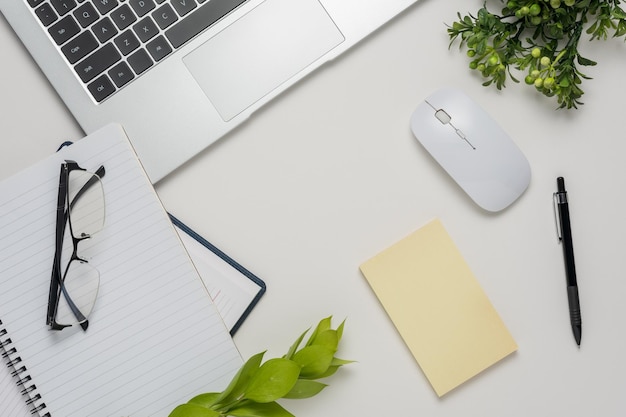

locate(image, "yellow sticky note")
[[360, 219, 517, 397]]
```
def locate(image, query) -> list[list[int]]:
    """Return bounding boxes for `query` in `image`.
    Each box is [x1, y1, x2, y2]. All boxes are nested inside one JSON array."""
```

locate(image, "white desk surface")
[[2, 0, 626, 415]]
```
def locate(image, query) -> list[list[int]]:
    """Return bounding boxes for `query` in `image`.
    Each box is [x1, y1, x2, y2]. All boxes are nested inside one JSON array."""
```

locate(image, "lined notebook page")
[[0, 124, 242, 416]]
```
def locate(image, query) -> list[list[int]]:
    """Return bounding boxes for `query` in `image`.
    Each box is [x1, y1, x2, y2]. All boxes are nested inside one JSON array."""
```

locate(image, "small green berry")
[[531, 48, 542, 58], [529, 4, 542, 16], [525, 75, 535, 84], [540, 56, 551, 66], [534, 78, 544, 88]]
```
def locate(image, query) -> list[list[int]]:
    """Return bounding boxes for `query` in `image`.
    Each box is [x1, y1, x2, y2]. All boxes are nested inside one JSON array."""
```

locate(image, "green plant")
[[447, 0, 626, 108], [169, 317, 352, 417]]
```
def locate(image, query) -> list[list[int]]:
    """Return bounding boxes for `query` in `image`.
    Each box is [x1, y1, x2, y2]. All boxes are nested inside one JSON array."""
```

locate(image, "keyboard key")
[[48, 15, 80, 45], [93, 0, 118, 15], [50, 0, 77, 16], [74, 2, 99, 28], [146, 35, 172, 61], [74, 42, 121, 82], [108, 61, 135, 87], [133, 16, 159, 42], [88, 74, 116, 102], [152, 4, 178, 30], [35, 4, 58, 27], [130, 0, 156, 17], [27, 0, 45, 7], [61, 31, 99, 63], [127, 48, 153, 74], [111, 4, 137, 30], [171, 0, 197, 17], [92, 17, 118, 43], [114, 29, 141, 55], [166, 0, 246, 48]]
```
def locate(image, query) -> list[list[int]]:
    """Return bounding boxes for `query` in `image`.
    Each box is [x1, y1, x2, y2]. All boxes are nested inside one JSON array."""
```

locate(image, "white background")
[[2, 0, 625, 415]]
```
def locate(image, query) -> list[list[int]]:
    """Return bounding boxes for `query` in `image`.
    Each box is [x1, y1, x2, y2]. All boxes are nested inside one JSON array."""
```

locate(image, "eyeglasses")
[[47, 160, 106, 331]]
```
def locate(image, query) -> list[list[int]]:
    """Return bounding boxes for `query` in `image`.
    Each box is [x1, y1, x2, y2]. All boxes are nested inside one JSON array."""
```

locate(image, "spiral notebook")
[[0, 124, 242, 416]]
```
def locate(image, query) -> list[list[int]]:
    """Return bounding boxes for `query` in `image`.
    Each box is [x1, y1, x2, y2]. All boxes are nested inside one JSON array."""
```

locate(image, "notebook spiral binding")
[[0, 320, 51, 417]]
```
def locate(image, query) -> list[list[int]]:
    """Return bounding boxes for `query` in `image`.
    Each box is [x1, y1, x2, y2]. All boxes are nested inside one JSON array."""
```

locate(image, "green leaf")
[[284, 329, 309, 360], [308, 357, 356, 379], [336, 319, 345, 342], [616, 20, 626, 37], [229, 401, 295, 417], [283, 379, 328, 399], [244, 358, 300, 403], [168, 404, 222, 417], [188, 393, 221, 408], [576, 55, 597, 66], [305, 317, 332, 347], [330, 357, 355, 367], [291, 346, 334, 379], [309, 365, 339, 379], [215, 352, 265, 405], [309, 330, 338, 352], [611, 6, 626, 20]]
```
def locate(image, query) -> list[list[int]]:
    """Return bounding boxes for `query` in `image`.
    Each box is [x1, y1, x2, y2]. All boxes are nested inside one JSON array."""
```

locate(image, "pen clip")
[[553, 192, 563, 242]]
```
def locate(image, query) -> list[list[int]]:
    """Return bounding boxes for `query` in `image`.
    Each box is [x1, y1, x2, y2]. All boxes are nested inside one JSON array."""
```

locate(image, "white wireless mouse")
[[410, 88, 531, 212]]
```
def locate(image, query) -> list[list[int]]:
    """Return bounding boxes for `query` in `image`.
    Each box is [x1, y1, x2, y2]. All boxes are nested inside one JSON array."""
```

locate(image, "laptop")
[[1, 0, 421, 182]]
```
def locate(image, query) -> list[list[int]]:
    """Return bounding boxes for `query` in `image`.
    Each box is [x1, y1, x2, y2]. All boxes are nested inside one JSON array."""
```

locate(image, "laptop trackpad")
[[183, 0, 344, 121]]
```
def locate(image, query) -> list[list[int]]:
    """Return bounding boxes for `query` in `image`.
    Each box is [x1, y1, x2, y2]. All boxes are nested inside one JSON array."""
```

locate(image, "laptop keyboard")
[[28, 0, 247, 103]]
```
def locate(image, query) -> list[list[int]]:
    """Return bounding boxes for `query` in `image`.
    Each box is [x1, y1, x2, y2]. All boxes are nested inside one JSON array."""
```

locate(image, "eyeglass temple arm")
[[47, 164, 70, 328]]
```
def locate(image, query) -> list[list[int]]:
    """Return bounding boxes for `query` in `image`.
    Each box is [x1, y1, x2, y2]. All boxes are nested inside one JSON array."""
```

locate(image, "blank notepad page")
[[360, 219, 517, 397]]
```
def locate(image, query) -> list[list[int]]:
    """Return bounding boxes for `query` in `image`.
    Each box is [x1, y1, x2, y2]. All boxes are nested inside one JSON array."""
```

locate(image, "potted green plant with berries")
[[448, 0, 626, 108]]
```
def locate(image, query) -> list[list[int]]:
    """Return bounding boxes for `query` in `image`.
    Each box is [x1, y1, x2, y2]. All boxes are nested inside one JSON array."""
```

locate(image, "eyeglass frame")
[[46, 160, 106, 331]]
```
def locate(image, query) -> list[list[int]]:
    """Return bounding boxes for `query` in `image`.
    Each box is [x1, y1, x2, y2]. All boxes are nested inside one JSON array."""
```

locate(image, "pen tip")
[[572, 325, 581, 346]]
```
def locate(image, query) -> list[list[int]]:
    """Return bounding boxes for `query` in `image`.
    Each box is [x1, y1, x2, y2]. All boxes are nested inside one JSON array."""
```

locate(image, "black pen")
[[553, 177, 582, 346]]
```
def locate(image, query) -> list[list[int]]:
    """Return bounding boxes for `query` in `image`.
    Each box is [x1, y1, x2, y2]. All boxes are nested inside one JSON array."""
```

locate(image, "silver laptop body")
[[1, 0, 420, 182]]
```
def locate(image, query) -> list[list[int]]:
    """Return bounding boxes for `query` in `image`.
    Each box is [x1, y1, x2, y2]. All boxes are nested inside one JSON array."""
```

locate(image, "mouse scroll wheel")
[[435, 109, 451, 125]]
